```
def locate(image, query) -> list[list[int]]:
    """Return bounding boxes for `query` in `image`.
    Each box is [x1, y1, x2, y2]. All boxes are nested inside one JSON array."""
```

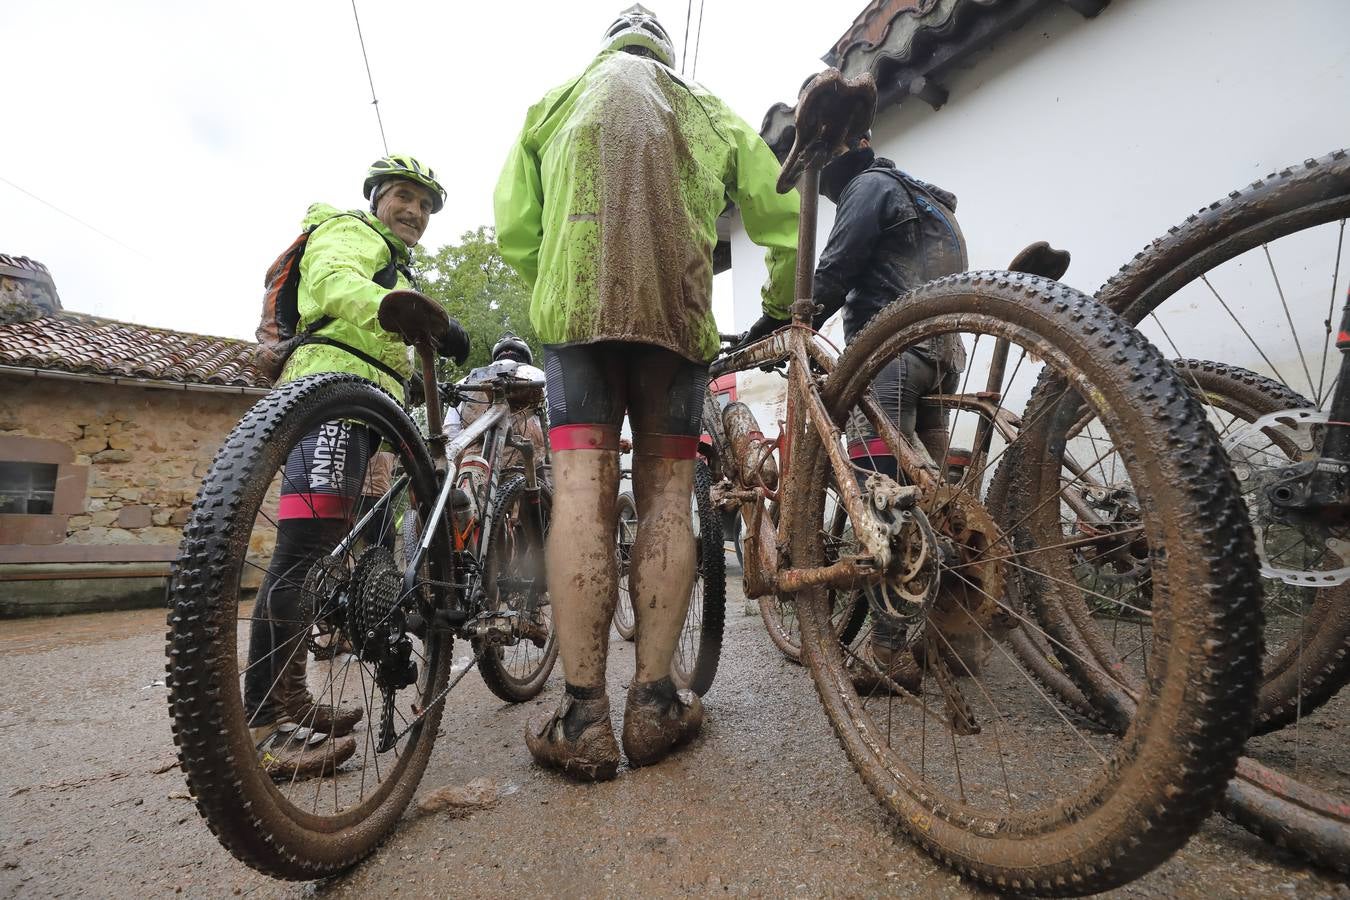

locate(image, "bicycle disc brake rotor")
[[302, 555, 349, 651], [1224, 407, 1350, 587], [918, 485, 1009, 673], [873, 505, 940, 622]]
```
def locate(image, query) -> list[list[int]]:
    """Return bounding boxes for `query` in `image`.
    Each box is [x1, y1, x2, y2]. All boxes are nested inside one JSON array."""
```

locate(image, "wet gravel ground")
[[1, 572, 1346, 898]]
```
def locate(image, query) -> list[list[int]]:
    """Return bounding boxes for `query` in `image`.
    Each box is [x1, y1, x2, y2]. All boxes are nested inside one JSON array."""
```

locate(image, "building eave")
[[761, 0, 1110, 158]]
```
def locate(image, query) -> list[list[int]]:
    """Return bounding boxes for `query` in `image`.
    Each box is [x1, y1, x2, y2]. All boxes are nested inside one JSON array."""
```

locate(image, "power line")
[[680, 0, 693, 76], [690, 0, 706, 81], [349, 0, 389, 155], [0, 175, 151, 260]]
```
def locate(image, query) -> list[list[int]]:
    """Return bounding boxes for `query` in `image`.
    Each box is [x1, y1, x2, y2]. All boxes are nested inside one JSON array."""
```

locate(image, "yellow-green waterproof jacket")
[[494, 50, 799, 363], [278, 203, 414, 395]]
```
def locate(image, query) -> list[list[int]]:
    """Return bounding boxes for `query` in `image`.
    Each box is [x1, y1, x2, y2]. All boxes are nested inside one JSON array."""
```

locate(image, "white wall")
[[728, 0, 1350, 428]]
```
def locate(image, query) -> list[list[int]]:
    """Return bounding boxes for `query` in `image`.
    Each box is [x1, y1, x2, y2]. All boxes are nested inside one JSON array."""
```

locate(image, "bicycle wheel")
[[1092, 148, 1350, 721], [165, 373, 454, 879], [670, 460, 725, 696], [998, 358, 1350, 735], [787, 272, 1262, 894], [1090, 155, 1350, 870], [477, 475, 560, 703], [612, 491, 637, 641]]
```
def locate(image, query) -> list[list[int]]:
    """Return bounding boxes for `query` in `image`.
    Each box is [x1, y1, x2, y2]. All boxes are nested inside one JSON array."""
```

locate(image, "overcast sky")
[[2, 1, 858, 339]]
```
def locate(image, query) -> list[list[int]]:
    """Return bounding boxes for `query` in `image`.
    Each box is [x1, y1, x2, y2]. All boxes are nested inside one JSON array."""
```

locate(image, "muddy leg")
[[630, 457, 697, 682], [547, 449, 620, 689]]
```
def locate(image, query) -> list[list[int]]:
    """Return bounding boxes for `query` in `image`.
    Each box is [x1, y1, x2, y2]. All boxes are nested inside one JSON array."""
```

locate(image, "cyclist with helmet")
[[244, 154, 469, 780], [495, 3, 798, 781], [455, 333, 548, 476]]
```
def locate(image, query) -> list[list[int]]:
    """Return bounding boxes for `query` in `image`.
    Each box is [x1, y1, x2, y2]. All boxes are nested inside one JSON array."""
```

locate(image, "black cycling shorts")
[[278, 420, 374, 520], [543, 342, 710, 458]]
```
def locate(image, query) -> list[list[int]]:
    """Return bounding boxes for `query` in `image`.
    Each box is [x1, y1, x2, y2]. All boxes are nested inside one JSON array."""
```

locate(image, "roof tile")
[[0, 312, 270, 388]]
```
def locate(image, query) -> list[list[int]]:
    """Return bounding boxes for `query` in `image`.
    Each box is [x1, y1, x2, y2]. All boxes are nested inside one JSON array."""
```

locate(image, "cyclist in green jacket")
[[495, 3, 798, 781], [245, 155, 468, 781]]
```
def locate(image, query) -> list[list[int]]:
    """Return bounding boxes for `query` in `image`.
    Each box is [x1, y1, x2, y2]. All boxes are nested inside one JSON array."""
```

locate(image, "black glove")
[[743, 313, 790, 345], [404, 373, 425, 407], [438, 319, 471, 366]]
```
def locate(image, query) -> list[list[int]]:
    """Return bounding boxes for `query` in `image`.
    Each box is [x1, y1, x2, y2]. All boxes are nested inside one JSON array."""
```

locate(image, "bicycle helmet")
[[491, 333, 533, 364], [363, 154, 447, 214], [602, 4, 675, 69]]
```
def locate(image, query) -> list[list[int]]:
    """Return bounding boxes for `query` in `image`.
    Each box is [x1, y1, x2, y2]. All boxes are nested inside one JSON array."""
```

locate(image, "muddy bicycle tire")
[[1087, 154, 1350, 732], [1097, 149, 1350, 328], [613, 491, 637, 641], [789, 272, 1262, 894], [997, 358, 1350, 735], [671, 460, 725, 696], [477, 475, 560, 703], [1173, 359, 1350, 734], [165, 373, 454, 879], [1220, 756, 1350, 874]]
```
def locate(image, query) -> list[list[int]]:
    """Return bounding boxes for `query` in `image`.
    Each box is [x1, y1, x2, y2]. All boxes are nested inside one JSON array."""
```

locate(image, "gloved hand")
[[404, 373, 425, 407], [438, 319, 471, 366], [742, 313, 790, 345]]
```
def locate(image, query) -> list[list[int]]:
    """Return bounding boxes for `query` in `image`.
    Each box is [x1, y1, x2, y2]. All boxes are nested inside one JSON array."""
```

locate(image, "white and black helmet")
[[491, 333, 533, 364], [602, 3, 675, 68]]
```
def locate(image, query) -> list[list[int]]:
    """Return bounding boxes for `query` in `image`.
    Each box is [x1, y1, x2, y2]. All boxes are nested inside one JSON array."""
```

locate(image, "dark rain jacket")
[[812, 158, 967, 367]]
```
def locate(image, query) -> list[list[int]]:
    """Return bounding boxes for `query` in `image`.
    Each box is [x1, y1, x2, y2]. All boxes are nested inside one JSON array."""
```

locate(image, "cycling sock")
[[560, 682, 609, 741]]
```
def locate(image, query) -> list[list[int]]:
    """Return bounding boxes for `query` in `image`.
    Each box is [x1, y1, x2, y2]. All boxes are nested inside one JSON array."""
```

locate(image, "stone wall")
[[0, 375, 257, 554]]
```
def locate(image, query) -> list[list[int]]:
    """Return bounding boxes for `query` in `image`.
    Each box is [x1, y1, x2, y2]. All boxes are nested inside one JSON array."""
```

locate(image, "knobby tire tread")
[[789, 272, 1263, 895], [165, 373, 451, 880]]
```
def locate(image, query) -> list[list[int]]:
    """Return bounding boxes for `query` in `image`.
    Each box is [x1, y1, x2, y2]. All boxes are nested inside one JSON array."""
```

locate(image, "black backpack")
[[253, 213, 406, 383]]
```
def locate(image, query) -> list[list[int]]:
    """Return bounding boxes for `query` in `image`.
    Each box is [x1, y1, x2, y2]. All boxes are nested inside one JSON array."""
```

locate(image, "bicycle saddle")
[[378, 290, 450, 348], [777, 68, 877, 194], [1007, 241, 1071, 281]]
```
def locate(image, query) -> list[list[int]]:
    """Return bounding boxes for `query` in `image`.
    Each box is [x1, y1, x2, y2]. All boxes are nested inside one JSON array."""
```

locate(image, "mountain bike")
[[710, 68, 1262, 895], [1068, 150, 1350, 872], [611, 448, 725, 695], [166, 292, 556, 879]]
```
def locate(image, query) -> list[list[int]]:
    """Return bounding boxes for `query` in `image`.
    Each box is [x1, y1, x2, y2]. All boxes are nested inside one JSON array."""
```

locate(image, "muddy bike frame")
[[704, 173, 1134, 602], [352, 354, 550, 644]]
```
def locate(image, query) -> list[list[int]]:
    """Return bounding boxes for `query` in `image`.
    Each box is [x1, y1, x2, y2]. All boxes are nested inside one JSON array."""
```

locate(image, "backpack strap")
[[298, 213, 412, 385]]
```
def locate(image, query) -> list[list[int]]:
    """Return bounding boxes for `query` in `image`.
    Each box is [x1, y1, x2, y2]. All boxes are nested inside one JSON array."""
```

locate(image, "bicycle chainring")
[[918, 485, 1010, 672]]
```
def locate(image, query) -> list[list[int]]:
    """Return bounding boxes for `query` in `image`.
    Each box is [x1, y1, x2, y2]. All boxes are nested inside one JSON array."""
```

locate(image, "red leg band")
[[550, 424, 620, 452]]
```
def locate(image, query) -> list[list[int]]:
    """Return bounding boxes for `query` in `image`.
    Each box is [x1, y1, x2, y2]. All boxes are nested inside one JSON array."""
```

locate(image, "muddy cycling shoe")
[[277, 645, 363, 737], [525, 686, 620, 782], [251, 721, 356, 781], [286, 695, 363, 738], [848, 640, 922, 696], [621, 677, 704, 768]]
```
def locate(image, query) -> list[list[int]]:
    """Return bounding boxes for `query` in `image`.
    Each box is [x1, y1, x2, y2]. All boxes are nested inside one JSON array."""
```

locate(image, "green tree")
[[413, 226, 538, 378]]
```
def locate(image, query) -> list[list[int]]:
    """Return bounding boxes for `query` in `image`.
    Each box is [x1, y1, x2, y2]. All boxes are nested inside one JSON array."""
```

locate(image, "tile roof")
[[0, 311, 270, 389], [761, 0, 1107, 156]]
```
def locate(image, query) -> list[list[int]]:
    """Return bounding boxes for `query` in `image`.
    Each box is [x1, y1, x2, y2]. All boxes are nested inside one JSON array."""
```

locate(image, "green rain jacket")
[[278, 203, 415, 395], [494, 50, 799, 363]]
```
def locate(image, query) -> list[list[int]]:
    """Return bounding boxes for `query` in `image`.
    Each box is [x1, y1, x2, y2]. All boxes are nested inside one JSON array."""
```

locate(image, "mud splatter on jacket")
[[278, 203, 415, 395], [494, 50, 799, 363]]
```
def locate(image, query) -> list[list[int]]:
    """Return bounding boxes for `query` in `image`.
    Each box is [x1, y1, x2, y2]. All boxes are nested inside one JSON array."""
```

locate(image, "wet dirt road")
[[1, 576, 1345, 898]]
